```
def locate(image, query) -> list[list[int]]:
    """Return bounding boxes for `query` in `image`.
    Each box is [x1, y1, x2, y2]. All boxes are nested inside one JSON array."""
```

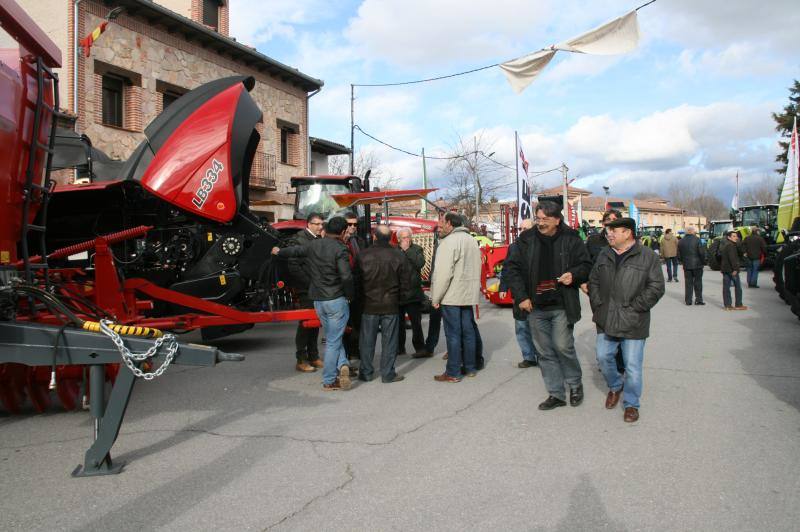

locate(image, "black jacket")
[[720, 240, 740, 274], [356, 241, 410, 314], [287, 229, 317, 295], [279, 236, 354, 301], [677, 233, 705, 270], [742, 234, 767, 260], [400, 243, 425, 304], [585, 231, 609, 264], [588, 242, 665, 339], [503, 223, 592, 324]]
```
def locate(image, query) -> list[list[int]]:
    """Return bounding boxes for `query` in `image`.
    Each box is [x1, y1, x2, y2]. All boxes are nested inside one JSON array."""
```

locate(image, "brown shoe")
[[723, 306, 734, 311], [624, 407, 639, 422], [434, 373, 461, 383], [605, 388, 623, 409], [323, 379, 341, 391], [308, 359, 324, 369], [338, 365, 351, 390], [733, 305, 748, 310], [296, 362, 316, 373]]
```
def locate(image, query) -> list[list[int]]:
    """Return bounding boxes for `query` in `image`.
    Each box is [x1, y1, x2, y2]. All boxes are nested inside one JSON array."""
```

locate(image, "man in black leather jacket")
[[274, 216, 355, 391], [589, 218, 665, 423], [287, 213, 324, 373], [677, 225, 706, 305], [355, 225, 410, 383]]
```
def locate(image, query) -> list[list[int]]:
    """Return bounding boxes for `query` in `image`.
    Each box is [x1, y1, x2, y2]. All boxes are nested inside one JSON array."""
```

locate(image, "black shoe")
[[382, 375, 405, 383], [518, 359, 538, 368], [695, 301, 705, 305], [412, 350, 434, 358], [538, 396, 567, 410], [570, 385, 584, 407], [685, 301, 692, 306], [358, 374, 374, 382]]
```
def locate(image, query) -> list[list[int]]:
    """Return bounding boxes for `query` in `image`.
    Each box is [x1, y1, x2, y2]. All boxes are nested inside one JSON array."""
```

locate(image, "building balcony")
[[250, 152, 277, 191]]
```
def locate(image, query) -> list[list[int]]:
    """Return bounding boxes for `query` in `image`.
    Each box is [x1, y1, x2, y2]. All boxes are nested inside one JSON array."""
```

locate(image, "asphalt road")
[[1, 268, 799, 531]]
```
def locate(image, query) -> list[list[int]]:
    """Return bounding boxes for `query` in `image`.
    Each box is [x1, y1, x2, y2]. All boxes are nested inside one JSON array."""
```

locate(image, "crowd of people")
[[270, 200, 762, 423]]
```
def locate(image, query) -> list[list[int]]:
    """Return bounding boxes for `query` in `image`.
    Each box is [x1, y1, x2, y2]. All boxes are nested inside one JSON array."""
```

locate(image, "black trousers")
[[344, 298, 362, 358], [398, 301, 425, 353], [295, 295, 320, 362], [684, 268, 704, 304]]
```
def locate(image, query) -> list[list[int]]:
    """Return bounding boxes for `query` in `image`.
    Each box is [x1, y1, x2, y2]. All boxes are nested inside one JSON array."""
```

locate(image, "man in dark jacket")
[[677, 225, 706, 306], [397, 228, 426, 355], [355, 225, 410, 383], [273, 216, 355, 391], [720, 231, 747, 310], [343, 212, 365, 360], [742, 228, 767, 288], [589, 217, 665, 423], [504, 201, 592, 410], [287, 213, 324, 373], [499, 218, 539, 368]]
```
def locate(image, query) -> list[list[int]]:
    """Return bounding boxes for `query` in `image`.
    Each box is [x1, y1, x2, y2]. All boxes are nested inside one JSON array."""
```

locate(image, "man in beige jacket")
[[660, 229, 679, 282], [430, 213, 482, 382]]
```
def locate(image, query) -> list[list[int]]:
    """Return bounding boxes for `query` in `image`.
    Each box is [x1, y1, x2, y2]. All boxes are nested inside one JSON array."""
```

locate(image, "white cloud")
[[677, 43, 787, 78], [230, 0, 333, 45]]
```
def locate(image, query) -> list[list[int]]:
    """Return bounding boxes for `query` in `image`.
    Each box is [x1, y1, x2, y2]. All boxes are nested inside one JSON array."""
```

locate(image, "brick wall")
[[219, 3, 229, 36], [124, 84, 143, 131]]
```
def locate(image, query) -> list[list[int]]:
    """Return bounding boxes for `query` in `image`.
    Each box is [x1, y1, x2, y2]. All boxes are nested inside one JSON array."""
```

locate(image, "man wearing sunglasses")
[[343, 212, 365, 363]]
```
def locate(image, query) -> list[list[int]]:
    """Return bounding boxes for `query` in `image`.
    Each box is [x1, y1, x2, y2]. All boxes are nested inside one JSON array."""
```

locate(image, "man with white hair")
[[397, 227, 427, 356], [677, 225, 706, 306]]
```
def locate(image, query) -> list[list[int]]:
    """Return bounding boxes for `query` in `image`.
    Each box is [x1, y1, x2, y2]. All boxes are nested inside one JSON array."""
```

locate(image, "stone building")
[[19, 0, 326, 221]]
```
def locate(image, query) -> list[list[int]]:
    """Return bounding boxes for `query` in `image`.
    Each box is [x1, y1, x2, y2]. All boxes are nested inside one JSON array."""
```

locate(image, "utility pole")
[[561, 163, 569, 220], [603, 185, 610, 211], [474, 136, 480, 224], [421, 147, 428, 217], [349, 84, 355, 175]]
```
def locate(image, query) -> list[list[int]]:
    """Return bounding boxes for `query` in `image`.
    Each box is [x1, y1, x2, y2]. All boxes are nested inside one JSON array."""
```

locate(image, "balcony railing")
[[250, 152, 277, 190]]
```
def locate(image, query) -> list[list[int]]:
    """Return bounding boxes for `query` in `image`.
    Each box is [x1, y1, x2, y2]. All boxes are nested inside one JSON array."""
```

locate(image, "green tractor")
[[706, 219, 734, 270], [734, 204, 779, 265], [639, 225, 664, 251], [773, 218, 800, 320]]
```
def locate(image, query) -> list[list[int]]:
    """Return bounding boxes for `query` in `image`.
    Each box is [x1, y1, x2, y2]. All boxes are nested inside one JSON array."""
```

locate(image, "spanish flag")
[[79, 21, 108, 58]]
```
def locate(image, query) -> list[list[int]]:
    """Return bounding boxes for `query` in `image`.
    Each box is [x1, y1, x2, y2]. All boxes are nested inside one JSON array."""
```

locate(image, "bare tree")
[[633, 191, 661, 200], [741, 174, 780, 205], [443, 132, 514, 221], [667, 179, 727, 220], [328, 149, 400, 190]]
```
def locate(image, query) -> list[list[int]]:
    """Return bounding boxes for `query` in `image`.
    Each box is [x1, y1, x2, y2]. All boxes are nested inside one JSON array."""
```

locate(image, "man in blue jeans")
[[355, 225, 410, 383], [720, 231, 747, 310], [742, 228, 767, 288], [274, 216, 355, 391], [499, 218, 539, 368], [430, 213, 482, 382], [589, 218, 665, 423], [504, 201, 592, 410]]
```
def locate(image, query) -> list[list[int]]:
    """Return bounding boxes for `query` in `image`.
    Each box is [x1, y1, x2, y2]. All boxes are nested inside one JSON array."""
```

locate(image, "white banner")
[[517, 132, 533, 225]]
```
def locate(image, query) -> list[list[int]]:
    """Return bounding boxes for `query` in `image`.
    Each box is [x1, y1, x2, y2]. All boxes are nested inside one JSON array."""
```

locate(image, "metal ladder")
[[19, 56, 66, 289]]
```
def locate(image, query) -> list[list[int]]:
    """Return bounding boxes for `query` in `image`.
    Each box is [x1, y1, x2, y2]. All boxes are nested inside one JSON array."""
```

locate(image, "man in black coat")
[[287, 212, 324, 372], [355, 225, 410, 383], [504, 201, 592, 411], [677, 225, 706, 306], [397, 228, 426, 355], [720, 231, 747, 310], [589, 217, 665, 423]]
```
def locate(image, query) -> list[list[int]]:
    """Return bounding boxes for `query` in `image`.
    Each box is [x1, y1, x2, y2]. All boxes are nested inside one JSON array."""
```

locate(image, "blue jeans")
[[441, 305, 477, 377], [746, 259, 760, 287], [514, 319, 537, 362], [359, 313, 399, 382], [722, 272, 743, 307], [596, 334, 646, 409], [313, 297, 350, 385], [665, 257, 679, 280], [528, 309, 582, 401], [425, 306, 442, 353]]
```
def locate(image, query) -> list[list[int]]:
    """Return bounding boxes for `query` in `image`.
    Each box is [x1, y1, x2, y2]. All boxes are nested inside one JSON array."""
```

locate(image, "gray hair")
[[396, 228, 412, 238], [686, 225, 696, 235]]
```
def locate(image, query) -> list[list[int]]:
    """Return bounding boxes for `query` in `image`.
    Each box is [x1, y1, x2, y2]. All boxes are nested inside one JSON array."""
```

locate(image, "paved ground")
[[1, 268, 799, 531]]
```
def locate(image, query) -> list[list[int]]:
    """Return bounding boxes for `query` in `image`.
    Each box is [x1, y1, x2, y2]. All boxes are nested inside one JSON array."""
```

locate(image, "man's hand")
[[518, 299, 533, 312], [732, 271, 738, 276], [499, 291, 507, 299], [271, 246, 280, 255], [580, 283, 589, 295], [557, 272, 573, 286], [432, 303, 440, 309]]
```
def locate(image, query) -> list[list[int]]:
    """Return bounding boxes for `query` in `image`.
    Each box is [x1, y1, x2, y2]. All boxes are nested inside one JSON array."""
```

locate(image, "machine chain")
[[98, 320, 178, 380]]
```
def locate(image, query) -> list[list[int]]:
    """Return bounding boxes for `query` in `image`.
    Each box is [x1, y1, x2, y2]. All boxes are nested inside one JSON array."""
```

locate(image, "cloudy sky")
[[231, 0, 799, 202]]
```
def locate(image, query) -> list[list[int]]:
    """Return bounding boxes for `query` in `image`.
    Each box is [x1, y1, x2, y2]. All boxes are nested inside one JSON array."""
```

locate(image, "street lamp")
[[602, 186, 610, 211]]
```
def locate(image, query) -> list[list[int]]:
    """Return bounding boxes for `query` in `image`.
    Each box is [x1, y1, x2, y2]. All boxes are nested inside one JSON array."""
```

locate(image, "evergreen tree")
[[772, 79, 800, 174]]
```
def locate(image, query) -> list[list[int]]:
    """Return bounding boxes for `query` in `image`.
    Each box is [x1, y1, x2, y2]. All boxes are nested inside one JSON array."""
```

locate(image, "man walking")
[[589, 217, 665, 423], [343, 212, 365, 361], [504, 201, 592, 410], [661, 228, 679, 282], [677, 225, 706, 305], [742, 228, 767, 288], [499, 218, 539, 368], [430, 213, 482, 382], [287, 213, 324, 373], [355, 225, 409, 383], [397, 228, 427, 356], [721, 231, 747, 310], [273, 216, 355, 391]]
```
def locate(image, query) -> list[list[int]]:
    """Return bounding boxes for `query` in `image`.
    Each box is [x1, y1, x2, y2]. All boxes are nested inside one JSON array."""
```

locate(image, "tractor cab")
[[291, 175, 363, 220], [639, 225, 663, 250], [708, 220, 733, 240], [735, 204, 779, 264]]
